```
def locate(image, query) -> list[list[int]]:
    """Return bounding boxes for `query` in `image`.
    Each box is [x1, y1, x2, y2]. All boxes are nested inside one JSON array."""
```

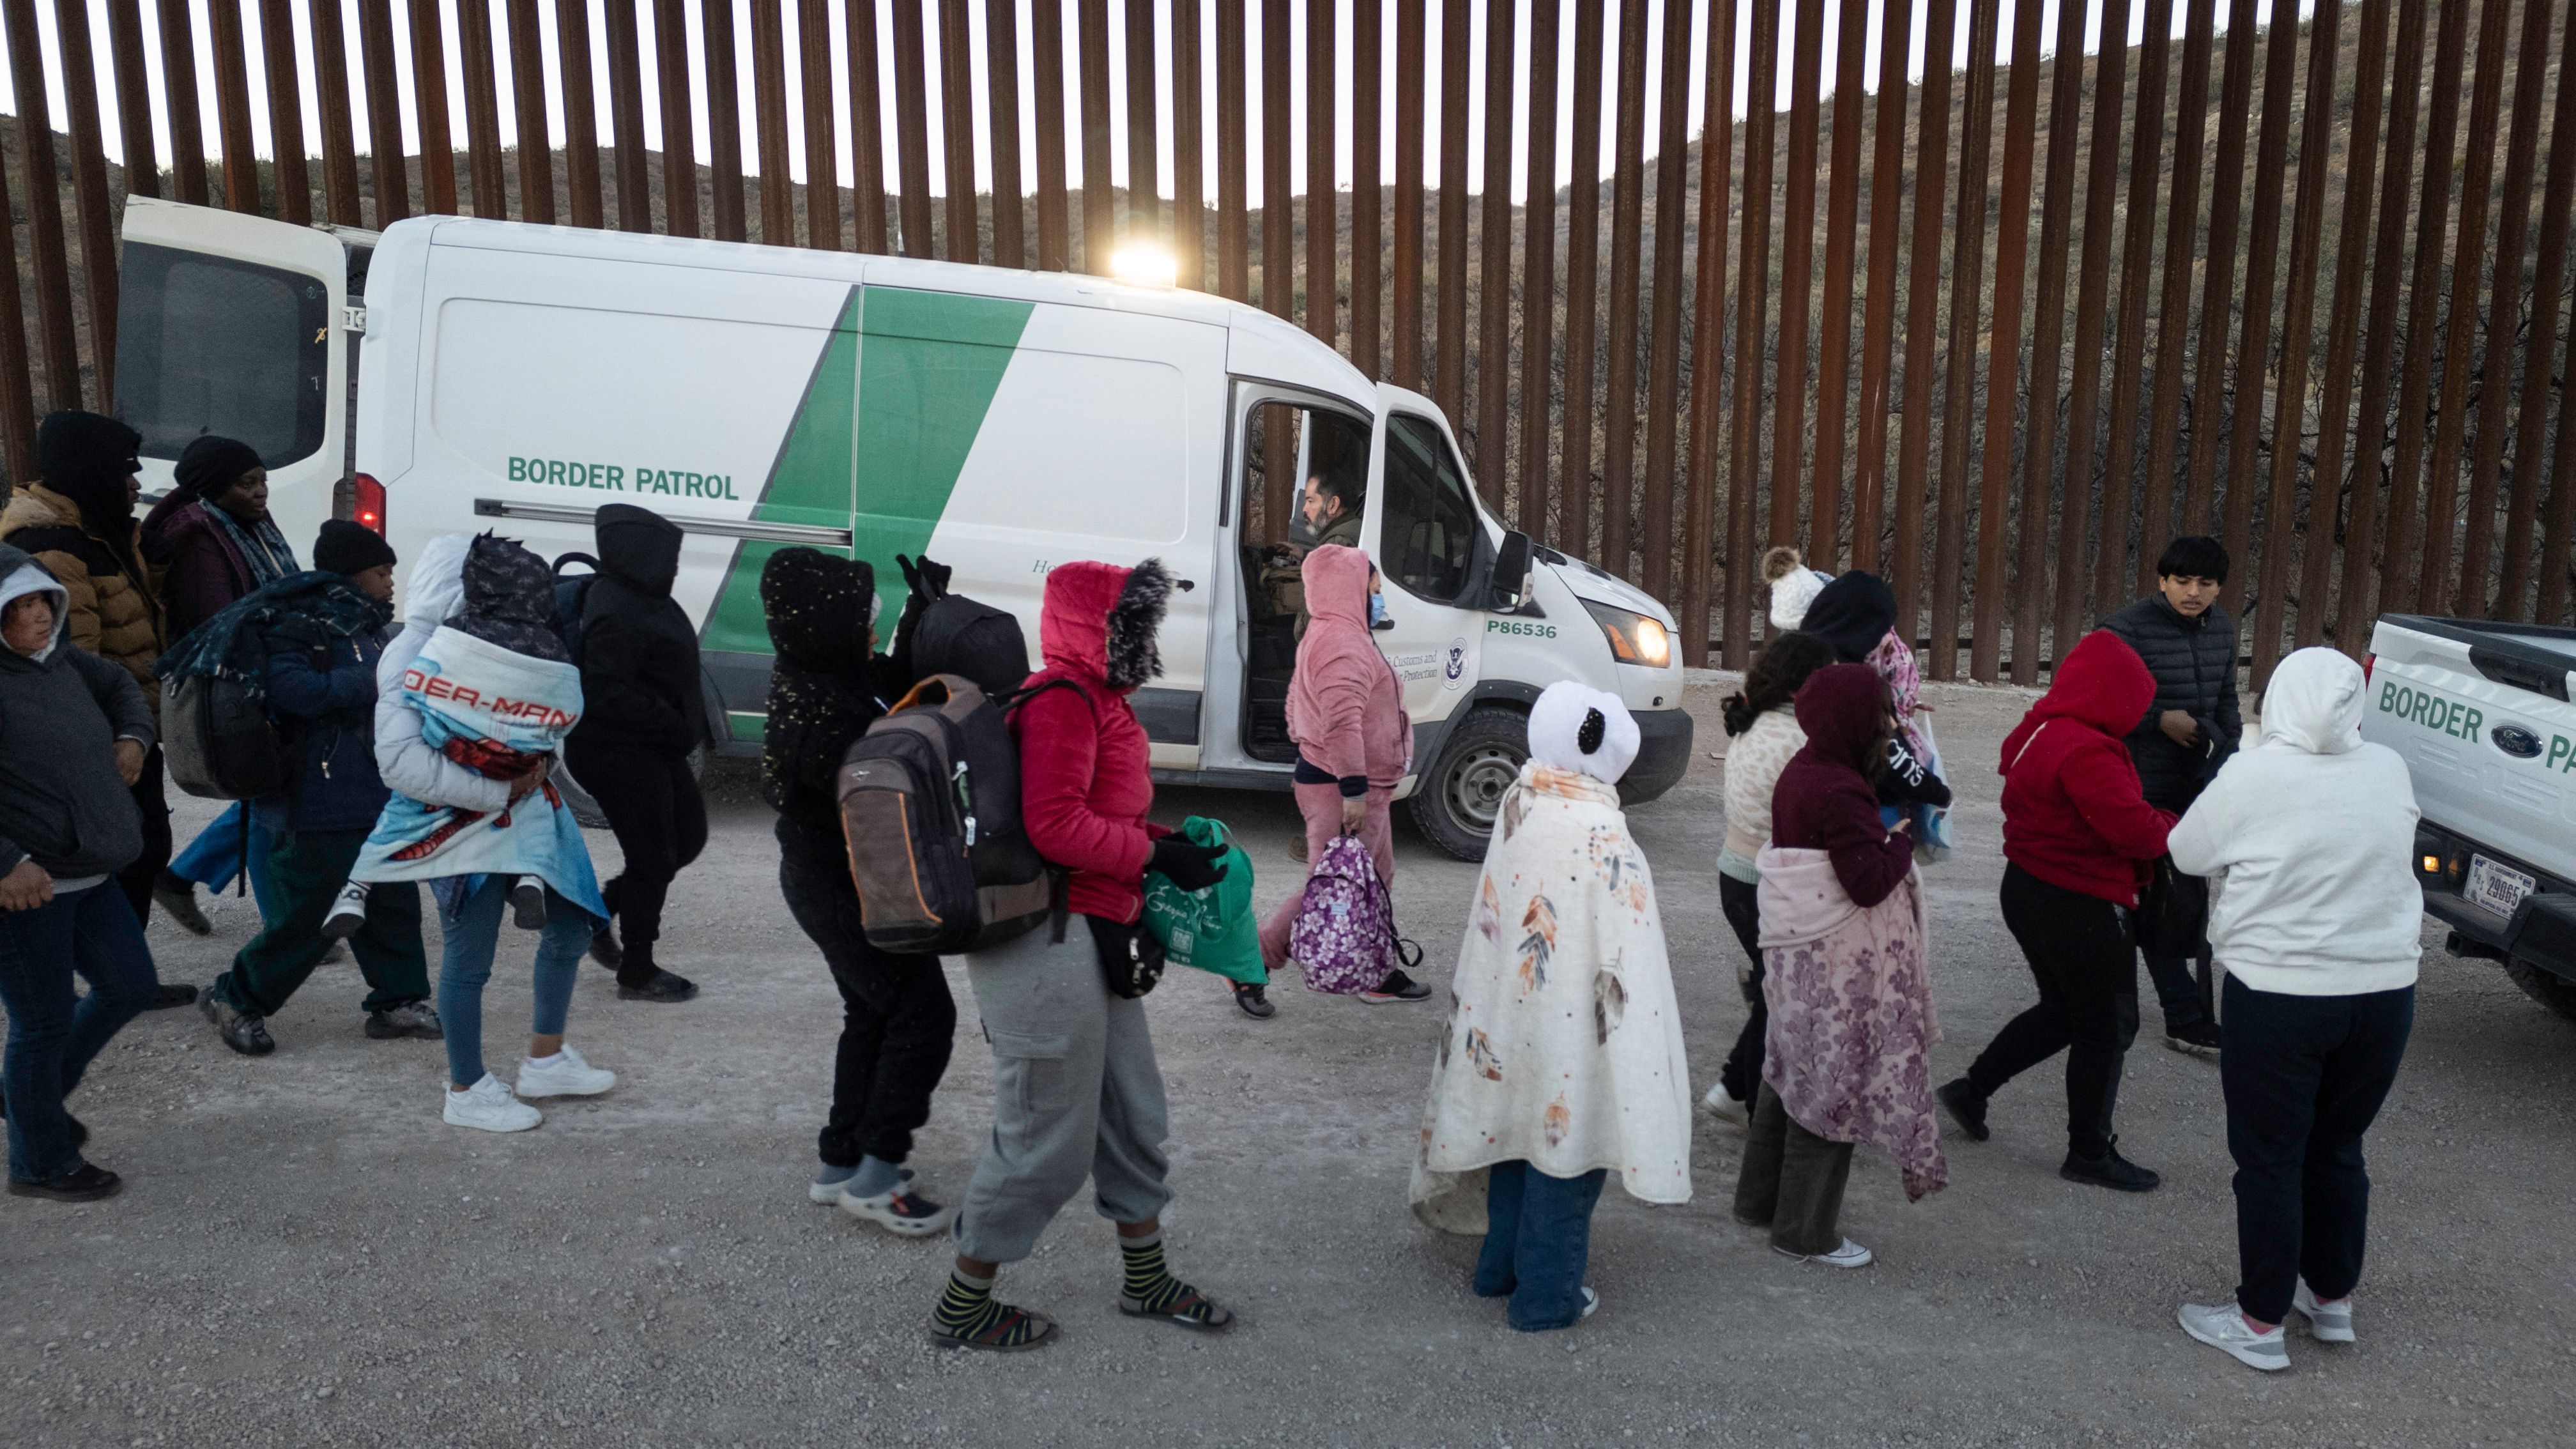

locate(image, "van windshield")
[[113, 241, 330, 467]]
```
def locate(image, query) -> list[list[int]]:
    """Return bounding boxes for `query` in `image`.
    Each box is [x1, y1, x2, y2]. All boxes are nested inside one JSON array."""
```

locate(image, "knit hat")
[[172, 435, 263, 504], [1528, 680, 1641, 786], [1799, 571, 1899, 663], [1763, 546, 1832, 632], [313, 519, 397, 577]]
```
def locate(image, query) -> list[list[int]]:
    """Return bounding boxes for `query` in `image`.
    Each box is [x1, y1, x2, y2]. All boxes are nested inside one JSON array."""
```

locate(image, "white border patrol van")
[[112, 197, 1692, 857]]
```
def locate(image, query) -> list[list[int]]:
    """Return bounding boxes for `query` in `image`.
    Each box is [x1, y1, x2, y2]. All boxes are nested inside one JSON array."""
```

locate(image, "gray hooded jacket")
[[0, 543, 155, 880]]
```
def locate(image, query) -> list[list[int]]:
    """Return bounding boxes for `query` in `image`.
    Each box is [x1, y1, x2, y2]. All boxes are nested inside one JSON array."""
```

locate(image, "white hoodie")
[[2167, 647, 2422, 997]]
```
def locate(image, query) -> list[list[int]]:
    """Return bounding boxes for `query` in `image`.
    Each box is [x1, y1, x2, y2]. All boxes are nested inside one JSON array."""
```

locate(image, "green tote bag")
[[1141, 816, 1264, 985]]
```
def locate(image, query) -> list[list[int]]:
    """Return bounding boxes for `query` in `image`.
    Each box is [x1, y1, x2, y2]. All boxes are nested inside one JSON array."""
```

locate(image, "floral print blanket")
[[1409, 763, 1692, 1234], [1754, 845, 1947, 1201]]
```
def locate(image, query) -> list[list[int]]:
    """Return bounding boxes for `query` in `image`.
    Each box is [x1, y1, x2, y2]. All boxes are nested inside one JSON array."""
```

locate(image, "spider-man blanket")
[[350, 625, 607, 922]]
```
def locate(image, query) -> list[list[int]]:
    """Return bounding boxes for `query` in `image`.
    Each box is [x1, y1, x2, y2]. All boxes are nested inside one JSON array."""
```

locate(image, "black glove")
[[896, 553, 953, 604], [1149, 836, 1229, 893]]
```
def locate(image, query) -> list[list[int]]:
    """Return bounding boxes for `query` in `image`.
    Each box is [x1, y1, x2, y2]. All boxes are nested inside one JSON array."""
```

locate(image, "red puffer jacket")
[[1011, 558, 1174, 924], [1997, 629, 2177, 906]]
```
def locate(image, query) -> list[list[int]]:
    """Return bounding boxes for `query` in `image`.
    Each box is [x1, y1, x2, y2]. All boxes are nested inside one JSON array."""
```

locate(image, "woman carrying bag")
[[932, 558, 1236, 1353], [1255, 545, 1424, 1013]]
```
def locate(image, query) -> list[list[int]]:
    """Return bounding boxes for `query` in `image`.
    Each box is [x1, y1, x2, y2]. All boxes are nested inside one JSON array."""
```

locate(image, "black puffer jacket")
[[571, 505, 706, 756], [2099, 594, 2242, 810], [759, 548, 905, 854]]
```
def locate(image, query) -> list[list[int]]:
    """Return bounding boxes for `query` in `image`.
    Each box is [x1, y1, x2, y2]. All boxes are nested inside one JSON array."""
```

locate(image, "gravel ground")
[[5, 672, 2573, 1448]]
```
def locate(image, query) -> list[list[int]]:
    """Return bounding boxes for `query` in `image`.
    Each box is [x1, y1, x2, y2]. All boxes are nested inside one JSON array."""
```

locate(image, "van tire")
[[1411, 708, 1529, 861], [2506, 957, 2576, 1023]]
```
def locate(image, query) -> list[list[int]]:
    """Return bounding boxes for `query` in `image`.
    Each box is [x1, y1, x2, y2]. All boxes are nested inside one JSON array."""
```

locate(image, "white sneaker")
[[1701, 1082, 1751, 1127], [516, 1044, 617, 1099], [2179, 1302, 2290, 1371], [320, 882, 371, 940], [2292, 1280, 2356, 1343], [1579, 1286, 1599, 1319], [1775, 1238, 1873, 1269], [444, 1074, 542, 1133]]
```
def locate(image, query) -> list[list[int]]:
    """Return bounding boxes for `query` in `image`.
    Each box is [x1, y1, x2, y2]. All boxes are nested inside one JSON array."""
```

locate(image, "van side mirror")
[[1487, 530, 1533, 611]]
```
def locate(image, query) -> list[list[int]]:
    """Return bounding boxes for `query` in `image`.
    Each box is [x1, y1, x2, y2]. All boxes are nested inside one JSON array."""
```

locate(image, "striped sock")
[[1119, 1233, 1184, 1311], [931, 1270, 1043, 1347]]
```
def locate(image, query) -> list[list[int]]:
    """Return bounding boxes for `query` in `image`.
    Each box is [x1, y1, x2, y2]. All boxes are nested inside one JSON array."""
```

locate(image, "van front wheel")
[[1411, 708, 1528, 861]]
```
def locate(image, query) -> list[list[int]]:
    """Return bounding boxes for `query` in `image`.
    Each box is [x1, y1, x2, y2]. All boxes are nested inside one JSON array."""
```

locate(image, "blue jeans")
[[1473, 1160, 1607, 1331], [436, 878, 590, 1089], [167, 803, 278, 921], [0, 885, 158, 1181]]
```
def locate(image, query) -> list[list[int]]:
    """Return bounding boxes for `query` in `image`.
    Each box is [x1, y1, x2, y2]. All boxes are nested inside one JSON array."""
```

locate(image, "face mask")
[[1368, 592, 1388, 627]]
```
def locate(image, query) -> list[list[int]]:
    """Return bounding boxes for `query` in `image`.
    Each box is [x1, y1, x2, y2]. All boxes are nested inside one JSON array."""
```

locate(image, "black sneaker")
[[199, 994, 275, 1057], [2061, 1142, 2161, 1193], [1232, 983, 1276, 1019], [1360, 969, 1433, 1004], [152, 871, 213, 936], [508, 878, 548, 930], [617, 969, 699, 1003], [364, 1002, 446, 1040], [6, 1163, 121, 1202], [1936, 1078, 1990, 1142], [588, 926, 625, 972], [149, 982, 200, 1011], [2166, 1021, 2223, 1058]]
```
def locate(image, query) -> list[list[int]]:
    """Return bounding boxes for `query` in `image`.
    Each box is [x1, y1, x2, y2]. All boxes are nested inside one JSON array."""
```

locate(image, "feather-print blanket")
[[1409, 762, 1692, 1234], [1754, 845, 1947, 1202]]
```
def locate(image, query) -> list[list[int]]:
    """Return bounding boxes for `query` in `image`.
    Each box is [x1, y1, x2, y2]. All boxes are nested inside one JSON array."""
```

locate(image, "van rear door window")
[[113, 241, 330, 467]]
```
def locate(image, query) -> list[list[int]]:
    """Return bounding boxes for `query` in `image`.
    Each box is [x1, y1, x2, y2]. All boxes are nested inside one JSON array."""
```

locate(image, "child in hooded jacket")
[[1736, 664, 1945, 1269]]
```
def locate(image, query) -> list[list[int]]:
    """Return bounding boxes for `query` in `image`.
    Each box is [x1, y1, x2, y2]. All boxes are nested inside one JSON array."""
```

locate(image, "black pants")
[[1717, 873, 1767, 1105], [114, 746, 174, 931], [2145, 949, 2216, 1034], [569, 742, 706, 974], [1964, 863, 2140, 1160], [779, 843, 956, 1168], [2221, 975, 2412, 1325]]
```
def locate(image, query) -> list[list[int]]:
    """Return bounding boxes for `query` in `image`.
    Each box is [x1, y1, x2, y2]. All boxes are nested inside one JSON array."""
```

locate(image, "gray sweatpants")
[[952, 922, 1174, 1264]]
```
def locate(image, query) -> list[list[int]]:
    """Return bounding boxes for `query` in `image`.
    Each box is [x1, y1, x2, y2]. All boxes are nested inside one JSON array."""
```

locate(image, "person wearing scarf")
[[190, 523, 438, 1056], [1738, 663, 1947, 1271], [1, 412, 190, 1004], [1411, 682, 1692, 1331], [148, 438, 306, 939]]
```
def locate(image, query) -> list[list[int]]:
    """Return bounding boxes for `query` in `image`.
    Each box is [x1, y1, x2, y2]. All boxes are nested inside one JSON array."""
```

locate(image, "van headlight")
[[1584, 601, 1673, 668]]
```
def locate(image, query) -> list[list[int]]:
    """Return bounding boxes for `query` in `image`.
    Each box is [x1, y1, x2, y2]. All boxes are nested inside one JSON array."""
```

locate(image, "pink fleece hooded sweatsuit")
[[1261, 544, 1411, 972]]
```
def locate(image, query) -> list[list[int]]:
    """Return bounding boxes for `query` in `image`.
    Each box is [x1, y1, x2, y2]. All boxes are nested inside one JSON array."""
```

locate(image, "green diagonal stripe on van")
[[701, 285, 1035, 668], [702, 286, 862, 659]]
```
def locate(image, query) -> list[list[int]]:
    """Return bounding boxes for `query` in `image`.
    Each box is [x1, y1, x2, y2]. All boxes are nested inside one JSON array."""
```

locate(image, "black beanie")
[[314, 519, 397, 576], [1799, 570, 1901, 663], [172, 435, 264, 504]]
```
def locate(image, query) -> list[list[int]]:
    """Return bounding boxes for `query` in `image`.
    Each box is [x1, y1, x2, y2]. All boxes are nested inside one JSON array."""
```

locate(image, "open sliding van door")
[[114, 197, 356, 563]]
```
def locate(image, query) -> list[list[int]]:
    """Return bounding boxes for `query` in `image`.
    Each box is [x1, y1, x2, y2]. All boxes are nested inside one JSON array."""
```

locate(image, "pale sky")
[[5, 0, 2305, 210]]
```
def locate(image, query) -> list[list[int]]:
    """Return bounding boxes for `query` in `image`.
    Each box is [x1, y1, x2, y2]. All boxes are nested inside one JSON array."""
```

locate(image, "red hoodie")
[[1997, 630, 2177, 906], [1013, 560, 1168, 923]]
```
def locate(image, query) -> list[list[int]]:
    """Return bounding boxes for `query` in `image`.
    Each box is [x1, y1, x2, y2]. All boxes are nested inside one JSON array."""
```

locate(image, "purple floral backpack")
[[1290, 834, 1416, 995]]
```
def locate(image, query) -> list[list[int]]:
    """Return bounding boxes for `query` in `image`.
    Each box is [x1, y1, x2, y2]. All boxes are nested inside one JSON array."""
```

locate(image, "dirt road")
[[4, 673, 2570, 1447]]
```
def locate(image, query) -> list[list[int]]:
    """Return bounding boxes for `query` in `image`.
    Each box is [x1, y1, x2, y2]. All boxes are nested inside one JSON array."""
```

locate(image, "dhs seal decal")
[[1445, 638, 1469, 689]]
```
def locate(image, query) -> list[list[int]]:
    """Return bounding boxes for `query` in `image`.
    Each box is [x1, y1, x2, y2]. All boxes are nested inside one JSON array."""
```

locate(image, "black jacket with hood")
[[760, 548, 903, 853], [571, 505, 707, 756], [2099, 593, 2242, 811], [0, 544, 155, 880]]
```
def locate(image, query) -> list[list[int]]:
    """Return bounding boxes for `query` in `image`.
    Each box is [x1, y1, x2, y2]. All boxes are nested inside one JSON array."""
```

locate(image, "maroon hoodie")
[[1772, 663, 1916, 910], [1997, 629, 2176, 905]]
